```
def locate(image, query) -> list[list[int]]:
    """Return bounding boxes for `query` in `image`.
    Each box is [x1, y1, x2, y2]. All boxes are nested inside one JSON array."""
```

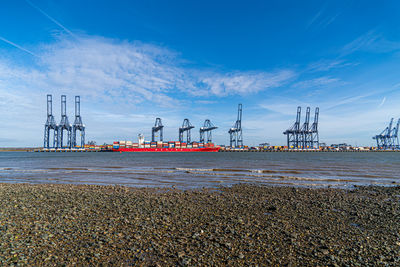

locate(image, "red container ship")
[[112, 140, 220, 152]]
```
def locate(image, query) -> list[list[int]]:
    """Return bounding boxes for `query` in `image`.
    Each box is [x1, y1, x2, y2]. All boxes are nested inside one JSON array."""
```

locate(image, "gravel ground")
[[0, 183, 399, 266]]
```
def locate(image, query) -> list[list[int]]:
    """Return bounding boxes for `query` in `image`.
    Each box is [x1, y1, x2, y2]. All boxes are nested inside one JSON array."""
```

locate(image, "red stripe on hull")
[[113, 147, 220, 152]]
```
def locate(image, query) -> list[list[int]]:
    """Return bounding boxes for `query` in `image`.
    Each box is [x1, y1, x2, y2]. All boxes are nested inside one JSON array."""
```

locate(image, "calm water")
[[0, 152, 399, 189]]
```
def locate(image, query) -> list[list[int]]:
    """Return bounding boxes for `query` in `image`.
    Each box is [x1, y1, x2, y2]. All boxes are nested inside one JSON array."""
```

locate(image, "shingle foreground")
[[0, 183, 399, 266]]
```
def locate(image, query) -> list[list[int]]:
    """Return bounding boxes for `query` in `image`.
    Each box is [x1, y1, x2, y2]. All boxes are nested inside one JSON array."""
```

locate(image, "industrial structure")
[[283, 106, 319, 149], [200, 119, 218, 143], [151, 118, 164, 142], [179, 118, 195, 143], [373, 118, 400, 149], [72, 96, 85, 148], [43, 94, 85, 149], [229, 104, 243, 147], [43, 94, 58, 148], [57, 95, 72, 148]]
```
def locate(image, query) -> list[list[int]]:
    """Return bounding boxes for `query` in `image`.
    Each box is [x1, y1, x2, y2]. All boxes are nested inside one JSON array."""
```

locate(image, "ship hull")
[[114, 147, 220, 152]]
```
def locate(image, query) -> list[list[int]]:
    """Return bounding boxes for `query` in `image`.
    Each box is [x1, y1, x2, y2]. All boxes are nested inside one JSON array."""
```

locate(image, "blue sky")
[[0, 0, 400, 147]]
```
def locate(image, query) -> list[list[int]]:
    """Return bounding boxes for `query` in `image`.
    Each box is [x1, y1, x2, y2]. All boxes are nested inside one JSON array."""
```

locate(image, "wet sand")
[[0, 183, 399, 265]]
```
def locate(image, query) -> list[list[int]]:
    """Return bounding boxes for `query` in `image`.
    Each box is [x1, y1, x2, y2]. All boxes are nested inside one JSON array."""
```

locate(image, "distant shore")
[[0, 183, 399, 265], [0, 148, 36, 152], [1, 147, 400, 152]]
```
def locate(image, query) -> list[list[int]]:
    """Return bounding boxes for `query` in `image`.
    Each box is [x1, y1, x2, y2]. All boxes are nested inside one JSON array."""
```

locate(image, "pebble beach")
[[0, 183, 399, 266]]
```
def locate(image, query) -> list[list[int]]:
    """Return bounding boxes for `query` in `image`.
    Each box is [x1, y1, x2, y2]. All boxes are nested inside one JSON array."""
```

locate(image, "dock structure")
[[284, 106, 319, 149], [151, 118, 164, 142], [373, 118, 400, 150], [43, 94, 58, 148], [57, 95, 72, 149], [229, 104, 243, 148], [72, 96, 85, 148], [44, 94, 85, 149], [200, 119, 217, 143], [179, 118, 195, 143]]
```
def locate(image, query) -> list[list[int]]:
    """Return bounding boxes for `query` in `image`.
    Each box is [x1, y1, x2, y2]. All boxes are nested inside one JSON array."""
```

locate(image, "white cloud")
[[1, 35, 295, 103], [342, 30, 400, 56], [200, 70, 296, 96], [293, 76, 340, 89]]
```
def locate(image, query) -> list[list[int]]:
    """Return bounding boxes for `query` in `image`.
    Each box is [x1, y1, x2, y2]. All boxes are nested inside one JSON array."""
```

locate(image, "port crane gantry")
[[392, 119, 400, 149], [43, 94, 58, 148], [229, 104, 243, 147], [373, 118, 399, 149], [72, 96, 85, 148], [284, 106, 301, 149], [284, 106, 319, 149], [152, 118, 164, 142], [200, 119, 218, 143], [57, 95, 72, 148], [311, 107, 320, 149], [300, 107, 311, 149], [179, 119, 194, 143]]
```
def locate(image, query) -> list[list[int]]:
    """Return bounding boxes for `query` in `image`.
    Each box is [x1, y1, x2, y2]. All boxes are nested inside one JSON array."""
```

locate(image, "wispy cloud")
[[293, 76, 340, 89], [342, 30, 400, 56], [0, 35, 296, 104], [199, 70, 296, 96], [307, 59, 357, 72]]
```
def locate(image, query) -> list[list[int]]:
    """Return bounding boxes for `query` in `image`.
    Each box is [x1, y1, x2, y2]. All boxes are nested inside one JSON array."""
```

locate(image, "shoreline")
[[2, 148, 400, 152], [0, 183, 399, 265]]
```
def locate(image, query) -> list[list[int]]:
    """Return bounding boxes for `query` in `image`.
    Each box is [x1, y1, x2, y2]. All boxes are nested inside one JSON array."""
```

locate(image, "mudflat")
[[0, 183, 399, 265]]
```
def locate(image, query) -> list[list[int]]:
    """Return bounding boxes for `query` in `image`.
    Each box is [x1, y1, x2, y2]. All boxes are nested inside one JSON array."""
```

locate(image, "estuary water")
[[0, 152, 399, 189]]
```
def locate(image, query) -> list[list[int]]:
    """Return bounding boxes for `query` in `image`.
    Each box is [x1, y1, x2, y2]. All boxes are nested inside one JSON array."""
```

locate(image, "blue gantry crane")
[[57, 95, 72, 148], [43, 94, 58, 148], [284, 106, 302, 149], [373, 118, 400, 149], [179, 119, 194, 143], [300, 107, 311, 149], [392, 119, 400, 149], [200, 119, 218, 143], [284, 107, 319, 149], [311, 107, 320, 149], [229, 104, 243, 147], [152, 118, 164, 142], [72, 96, 85, 148]]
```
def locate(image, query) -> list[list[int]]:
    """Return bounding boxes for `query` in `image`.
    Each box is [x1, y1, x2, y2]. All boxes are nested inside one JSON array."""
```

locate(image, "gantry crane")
[[283, 106, 301, 149], [179, 119, 194, 143], [200, 119, 218, 143], [392, 119, 400, 149], [374, 118, 395, 149], [300, 107, 311, 149], [43, 94, 58, 148], [72, 96, 85, 148], [228, 104, 243, 147], [310, 107, 319, 149], [57, 95, 72, 148], [152, 118, 164, 142]]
